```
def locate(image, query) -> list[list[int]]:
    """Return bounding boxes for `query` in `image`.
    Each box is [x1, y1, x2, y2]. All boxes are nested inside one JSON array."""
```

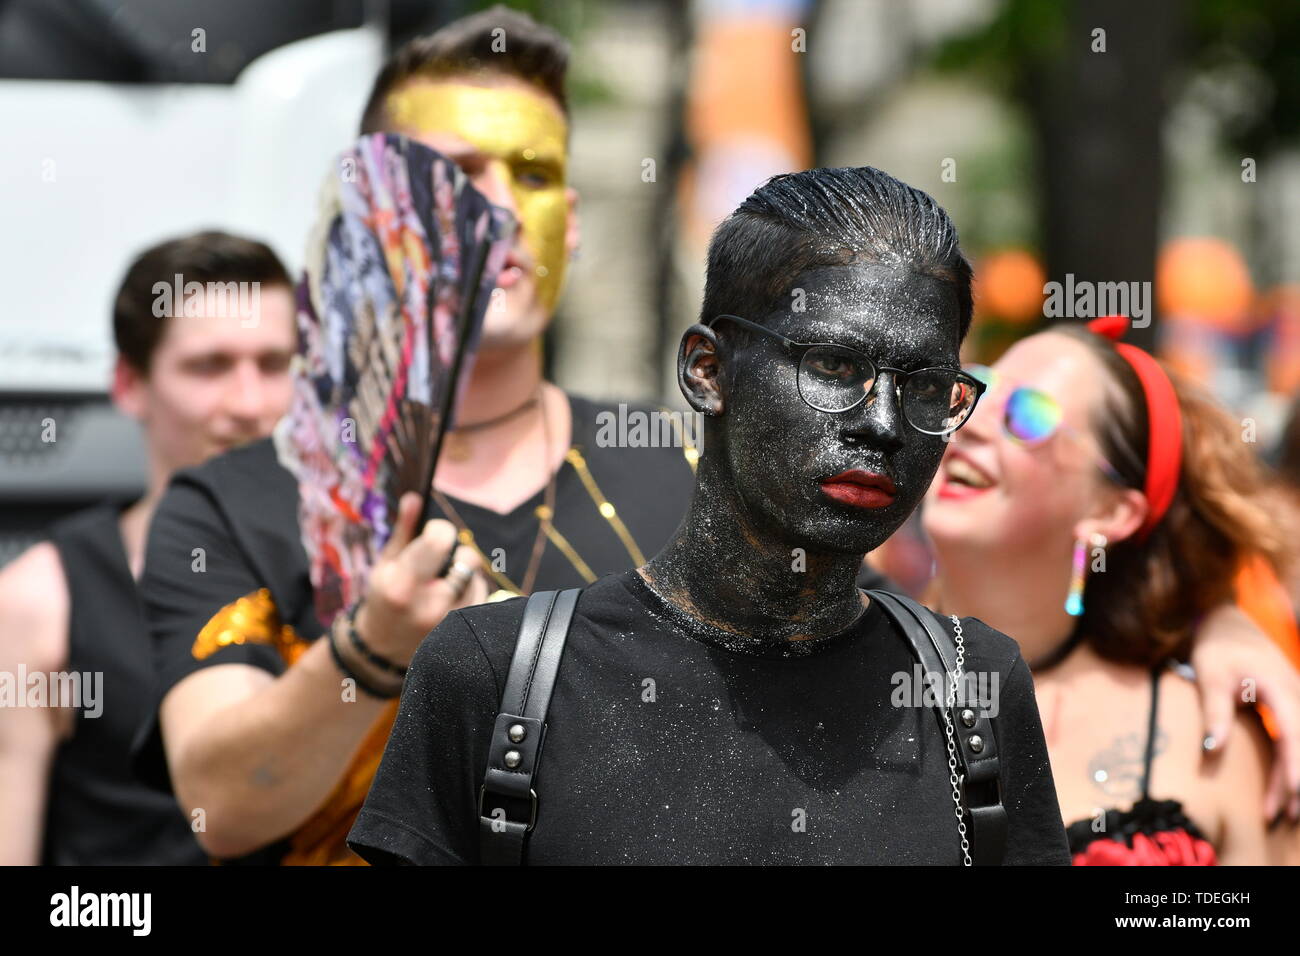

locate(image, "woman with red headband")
[[922, 315, 1299, 864]]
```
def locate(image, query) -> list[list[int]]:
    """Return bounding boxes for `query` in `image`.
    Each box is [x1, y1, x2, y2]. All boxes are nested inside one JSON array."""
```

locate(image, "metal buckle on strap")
[[960, 773, 1002, 810], [478, 785, 539, 832]]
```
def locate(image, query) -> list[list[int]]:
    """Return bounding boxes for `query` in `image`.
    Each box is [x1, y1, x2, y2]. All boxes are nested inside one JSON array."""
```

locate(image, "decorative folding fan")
[[274, 133, 515, 626]]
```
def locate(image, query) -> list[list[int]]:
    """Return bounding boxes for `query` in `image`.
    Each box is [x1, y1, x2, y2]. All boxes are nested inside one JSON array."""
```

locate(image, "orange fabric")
[[193, 591, 397, 865], [281, 700, 400, 866], [1235, 555, 1300, 740], [191, 589, 308, 666], [1236, 555, 1300, 668], [1262, 284, 1300, 394]]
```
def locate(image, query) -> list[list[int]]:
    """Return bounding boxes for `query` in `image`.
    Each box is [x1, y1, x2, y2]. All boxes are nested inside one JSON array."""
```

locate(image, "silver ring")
[[444, 561, 475, 595]]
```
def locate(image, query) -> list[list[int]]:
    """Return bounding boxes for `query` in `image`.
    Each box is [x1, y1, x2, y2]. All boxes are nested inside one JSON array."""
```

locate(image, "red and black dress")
[[1065, 663, 1218, 866]]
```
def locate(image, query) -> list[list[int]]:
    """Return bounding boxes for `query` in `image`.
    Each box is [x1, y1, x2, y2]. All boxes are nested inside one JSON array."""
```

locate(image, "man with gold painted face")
[[131, 7, 695, 864], [350, 10, 698, 596]]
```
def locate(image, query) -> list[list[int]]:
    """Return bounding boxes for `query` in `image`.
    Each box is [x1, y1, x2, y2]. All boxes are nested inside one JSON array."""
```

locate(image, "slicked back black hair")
[[700, 166, 973, 343]]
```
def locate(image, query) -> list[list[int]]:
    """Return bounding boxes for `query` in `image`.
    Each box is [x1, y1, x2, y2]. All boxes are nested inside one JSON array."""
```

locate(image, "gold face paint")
[[387, 81, 570, 312]]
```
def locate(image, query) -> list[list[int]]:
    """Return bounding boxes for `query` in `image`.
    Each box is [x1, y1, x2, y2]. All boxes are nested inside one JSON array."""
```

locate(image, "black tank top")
[[1065, 662, 1218, 865], [42, 506, 207, 865]]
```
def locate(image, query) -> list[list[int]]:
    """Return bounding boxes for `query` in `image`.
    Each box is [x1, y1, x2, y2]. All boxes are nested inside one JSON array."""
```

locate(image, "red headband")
[[1085, 315, 1182, 540]]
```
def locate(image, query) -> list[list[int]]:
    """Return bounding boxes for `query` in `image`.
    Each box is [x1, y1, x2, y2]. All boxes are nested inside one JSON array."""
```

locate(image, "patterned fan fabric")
[[274, 133, 515, 626]]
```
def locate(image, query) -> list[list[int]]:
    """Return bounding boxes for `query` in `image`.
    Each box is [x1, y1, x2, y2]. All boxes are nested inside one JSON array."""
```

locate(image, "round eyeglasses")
[[708, 314, 986, 436]]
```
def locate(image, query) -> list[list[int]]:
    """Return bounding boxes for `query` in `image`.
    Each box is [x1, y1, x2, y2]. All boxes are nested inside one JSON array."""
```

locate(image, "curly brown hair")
[[1050, 322, 1293, 667]]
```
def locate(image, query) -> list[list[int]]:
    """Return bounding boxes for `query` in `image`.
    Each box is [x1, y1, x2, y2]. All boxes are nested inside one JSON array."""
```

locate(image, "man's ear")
[[111, 355, 148, 422], [678, 323, 724, 416]]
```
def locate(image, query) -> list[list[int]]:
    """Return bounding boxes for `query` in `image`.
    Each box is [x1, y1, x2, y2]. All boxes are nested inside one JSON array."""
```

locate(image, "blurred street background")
[[3, 0, 1299, 568]]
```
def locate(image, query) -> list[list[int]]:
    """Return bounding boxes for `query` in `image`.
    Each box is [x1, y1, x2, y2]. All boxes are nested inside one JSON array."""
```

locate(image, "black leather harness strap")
[[478, 588, 581, 865], [868, 590, 1008, 866], [479, 586, 1006, 866]]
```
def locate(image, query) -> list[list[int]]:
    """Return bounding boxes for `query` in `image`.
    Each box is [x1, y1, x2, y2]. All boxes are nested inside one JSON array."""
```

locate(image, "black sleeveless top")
[[1065, 663, 1218, 866], [42, 506, 207, 865]]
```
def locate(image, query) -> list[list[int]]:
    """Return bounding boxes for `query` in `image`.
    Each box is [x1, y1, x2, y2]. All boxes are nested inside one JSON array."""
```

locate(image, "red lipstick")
[[819, 470, 897, 509]]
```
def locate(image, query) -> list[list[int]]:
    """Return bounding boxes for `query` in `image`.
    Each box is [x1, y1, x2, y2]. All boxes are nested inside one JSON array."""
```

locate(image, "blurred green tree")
[[933, 0, 1300, 346]]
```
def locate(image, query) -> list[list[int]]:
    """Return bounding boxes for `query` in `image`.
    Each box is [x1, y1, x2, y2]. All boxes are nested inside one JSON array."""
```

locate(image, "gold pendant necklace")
[[433, 385, 555, 597], [443, 431, 472, 462], [432, 392, 688, 597]]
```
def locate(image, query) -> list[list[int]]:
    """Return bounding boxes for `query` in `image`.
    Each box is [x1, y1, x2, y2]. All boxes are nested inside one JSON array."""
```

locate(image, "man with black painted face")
[[643, 266, 965, 646], [349, 167, 1072, 865]]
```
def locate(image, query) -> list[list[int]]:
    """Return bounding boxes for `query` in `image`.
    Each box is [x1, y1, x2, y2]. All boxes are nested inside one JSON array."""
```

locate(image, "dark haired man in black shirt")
[[0, 231, 296, 864], [348, 166, 1073, 865]]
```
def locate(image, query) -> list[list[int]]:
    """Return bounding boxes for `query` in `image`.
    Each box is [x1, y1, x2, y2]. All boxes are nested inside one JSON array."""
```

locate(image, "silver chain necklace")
[[939, 613, 971, 866]]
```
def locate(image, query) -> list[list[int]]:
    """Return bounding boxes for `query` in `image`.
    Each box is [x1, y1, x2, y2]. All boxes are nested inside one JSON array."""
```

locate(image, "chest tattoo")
[[1086, 726, 1166, 800]]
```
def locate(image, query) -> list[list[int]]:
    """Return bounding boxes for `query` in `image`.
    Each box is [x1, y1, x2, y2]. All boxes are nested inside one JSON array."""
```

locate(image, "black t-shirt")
[[131, 394, 697, 793], [348, 569, 1071, 865], [43, 506, 208, 865]]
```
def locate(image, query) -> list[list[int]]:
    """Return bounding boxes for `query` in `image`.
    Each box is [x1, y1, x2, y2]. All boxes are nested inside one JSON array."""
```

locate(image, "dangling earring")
[[1065, 532, 1107, 616]]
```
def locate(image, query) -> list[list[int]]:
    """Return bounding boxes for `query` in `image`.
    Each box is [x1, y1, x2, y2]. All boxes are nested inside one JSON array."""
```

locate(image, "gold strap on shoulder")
[[564, 447, 647, 567], [535, 501, 598, 583]]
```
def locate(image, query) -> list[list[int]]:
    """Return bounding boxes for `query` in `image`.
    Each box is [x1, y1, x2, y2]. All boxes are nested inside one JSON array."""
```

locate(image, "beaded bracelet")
[[344, 600, 408, 679], [327, 616, 401, 700]]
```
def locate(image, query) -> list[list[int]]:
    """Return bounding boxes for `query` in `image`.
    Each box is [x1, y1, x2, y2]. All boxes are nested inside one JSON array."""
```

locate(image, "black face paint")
[[643, 262, 963, 653]]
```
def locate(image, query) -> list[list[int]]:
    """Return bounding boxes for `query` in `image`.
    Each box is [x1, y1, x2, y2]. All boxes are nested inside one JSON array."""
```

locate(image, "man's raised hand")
[[353, 492, 488, 666]]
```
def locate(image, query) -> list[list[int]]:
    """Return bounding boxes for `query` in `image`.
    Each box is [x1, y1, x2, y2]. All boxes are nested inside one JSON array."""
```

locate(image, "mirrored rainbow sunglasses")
[[964, 363, 1125, 485]]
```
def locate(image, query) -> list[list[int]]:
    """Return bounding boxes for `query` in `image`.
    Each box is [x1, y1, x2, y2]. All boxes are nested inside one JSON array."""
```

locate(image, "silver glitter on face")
[[641, 261, 963, 653]]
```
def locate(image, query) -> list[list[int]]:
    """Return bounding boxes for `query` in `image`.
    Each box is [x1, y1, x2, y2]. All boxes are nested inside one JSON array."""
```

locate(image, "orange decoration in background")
[[679, 17, 813, 247], [687, 21, 812, 153], [1260, 284, 1300, 395], [974, 249, 1046, 324], [1157, 238, 1254, 333]]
